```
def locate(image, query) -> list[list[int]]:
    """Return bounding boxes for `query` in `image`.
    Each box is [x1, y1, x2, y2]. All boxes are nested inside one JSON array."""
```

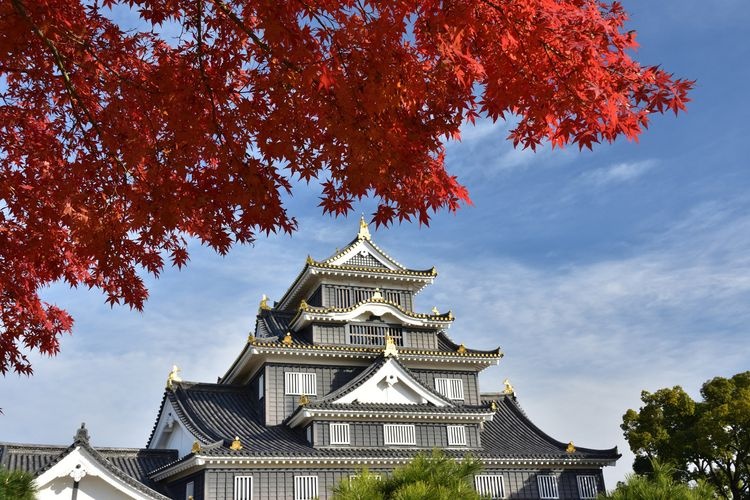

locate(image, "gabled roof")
[[479, 395, 620, 462], [146, 381, 311, 454], [0, 427, 176, 499]]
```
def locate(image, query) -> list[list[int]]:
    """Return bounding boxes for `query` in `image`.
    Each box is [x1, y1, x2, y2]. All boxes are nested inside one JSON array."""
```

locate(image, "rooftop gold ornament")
[[491, 401, 498, 411], [503, 378, 515, 396], [383, 334, 399, 358], [230, 436, 243, 451], [357, 215, 371, 240], [306, 255, 314, 265], [299, 394, 310, 406], [566, 441, 576, 453], [431, 306, 439, 315], [371, 288, 383, 300], [166, 365, 182, 390], [259, 294, 271, 311], [299, 299, 308, 310], [282, 332, 293, 345], [247, 334, 255, 343], [191, 440, 201, 454], [457, 343, 467, 354]]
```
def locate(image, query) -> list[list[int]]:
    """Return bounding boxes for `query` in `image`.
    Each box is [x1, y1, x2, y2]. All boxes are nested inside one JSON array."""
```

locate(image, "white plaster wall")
[[36, 475, 138, 500]]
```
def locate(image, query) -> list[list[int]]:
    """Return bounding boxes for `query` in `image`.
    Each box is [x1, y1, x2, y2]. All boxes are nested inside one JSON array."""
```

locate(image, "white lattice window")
[[285, 372, 317, 395], [185, 481, 194, 500], [475, 475, 505, 499], [383, 424, 416, 445], [446, 425, 467, 446], [234, 476, 253, 500], [435, 378, 464, 400], [577, 475, 598, 499], [294, 475, 319, 500], [538, 475, 559, 499], [330, 423, 350, 445]]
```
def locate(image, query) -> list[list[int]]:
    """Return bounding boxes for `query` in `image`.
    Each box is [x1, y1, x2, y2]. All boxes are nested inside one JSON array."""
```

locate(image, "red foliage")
[[0, 0, 692, 374]]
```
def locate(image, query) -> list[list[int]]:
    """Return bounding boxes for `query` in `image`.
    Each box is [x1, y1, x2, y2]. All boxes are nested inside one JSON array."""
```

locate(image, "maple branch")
[[10, 0, 132, 181], [209, 0, 271, 55]]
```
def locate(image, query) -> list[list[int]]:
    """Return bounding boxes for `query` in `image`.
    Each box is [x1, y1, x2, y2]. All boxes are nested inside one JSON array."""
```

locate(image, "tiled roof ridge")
[[321, 235, 406, 270], [166, 386, 225, 445], [23, 435, 172, 499], [499, 395, 619, 456], [436, 331, 503, 356]]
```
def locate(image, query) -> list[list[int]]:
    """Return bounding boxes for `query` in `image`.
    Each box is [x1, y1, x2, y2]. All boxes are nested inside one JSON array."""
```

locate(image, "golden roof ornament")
[[490, 400, 498, 411], [299, 394, 310, 406], [230, 436, 243, 451], [357, 215, 371, 240], [191, 440, 201, 454], [566, 441, 576, 454], [503, 378, 515, 396], [247, 334, 255, 344], [383, 334, 399, 358], [259, 294, 271, 311], [457, 343, 467, 354], [306, 255, 314, 265], [282, 332, 293, 345], [371, 288, 383, 300], [299, 299, 308, 311], [166, 365, 182, 390], [431, 306, 439, 315]]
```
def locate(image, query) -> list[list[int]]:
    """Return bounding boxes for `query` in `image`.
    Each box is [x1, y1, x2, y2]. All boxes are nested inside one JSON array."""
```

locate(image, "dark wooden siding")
[[410, 369, 481, 405], [264, 364, 365, 425]]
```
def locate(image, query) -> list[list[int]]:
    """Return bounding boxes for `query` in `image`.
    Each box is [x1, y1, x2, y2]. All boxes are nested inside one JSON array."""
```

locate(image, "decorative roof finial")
[[230, 436, 243, 451], [74, 423, 90, 444], [566, 441, 576, 454], [457, 343, 467, 354], [503, 378, 515, 396], [247, 333, 255, 343], [282, 332, 293, 346], [166, 365, 182, 390], [371, 288, 383, 300], [191, 440, 202, 454], [384, 335, 399, 358], [358, 215, 371, 240], [299, 394, 310, 406], [431, 306, 439, 315], [490, 400, 498, 411], [259, 294, 271, 311]]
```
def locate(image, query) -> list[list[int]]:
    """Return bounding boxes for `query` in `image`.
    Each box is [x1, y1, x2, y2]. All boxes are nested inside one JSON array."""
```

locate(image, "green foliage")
[[602, 460, 715, 500], [333, 450, 483, 500], [0, 467, 36, 500], [622, 371, 750, 499]]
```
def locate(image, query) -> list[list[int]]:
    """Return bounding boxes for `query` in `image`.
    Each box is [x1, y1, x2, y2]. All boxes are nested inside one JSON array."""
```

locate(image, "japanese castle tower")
[[1, 220, 619, 499]]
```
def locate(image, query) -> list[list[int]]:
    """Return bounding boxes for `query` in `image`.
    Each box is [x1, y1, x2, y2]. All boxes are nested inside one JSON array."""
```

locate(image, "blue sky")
[[2, 0, 749, 489]]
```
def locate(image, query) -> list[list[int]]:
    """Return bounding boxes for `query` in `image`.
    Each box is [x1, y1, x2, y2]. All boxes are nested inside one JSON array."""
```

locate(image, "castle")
[[1, 220, 618, 499]]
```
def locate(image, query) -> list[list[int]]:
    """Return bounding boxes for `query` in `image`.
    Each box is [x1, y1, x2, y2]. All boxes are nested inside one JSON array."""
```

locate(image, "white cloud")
[[580, 160, 657, 187]]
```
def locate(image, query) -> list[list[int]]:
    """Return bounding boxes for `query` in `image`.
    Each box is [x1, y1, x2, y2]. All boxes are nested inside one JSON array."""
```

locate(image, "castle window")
[[258, 373, 264, 400], [538, 475, 559, 499], [285, 372, 317, 395], [185, 481, 194, 500], [294, 475, 319, 500], [330, 423, 350, 445], [446, 425, 467, 446], [383, 424, 416, 445], [234, 476, 253, 500], [435, 378, 464, 400], [577, 475, 598, 499], [348, 323, 403, 346], [474, 475, 505, 499]]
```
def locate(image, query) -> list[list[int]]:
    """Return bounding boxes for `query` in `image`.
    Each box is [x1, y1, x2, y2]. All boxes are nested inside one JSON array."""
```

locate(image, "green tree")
[[0, 467, 36, 500], [333, 450, 483, 500], [602, 460, 715, 500], [622, 371, 750, 499]]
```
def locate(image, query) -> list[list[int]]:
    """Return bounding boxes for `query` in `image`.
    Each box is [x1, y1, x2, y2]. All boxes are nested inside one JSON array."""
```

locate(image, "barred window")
[[538, 475, 559, 499], [234, 476, 253, 500], [435, 378, 464, 400], [330, 423, 350, 445], [475, 475, 505, 499], [294, 476, 318, 500], [285, 372, 317, 395], [577, 475, 598, 499], [446, 425, 467, 446], [383, 424, 416, 445]]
